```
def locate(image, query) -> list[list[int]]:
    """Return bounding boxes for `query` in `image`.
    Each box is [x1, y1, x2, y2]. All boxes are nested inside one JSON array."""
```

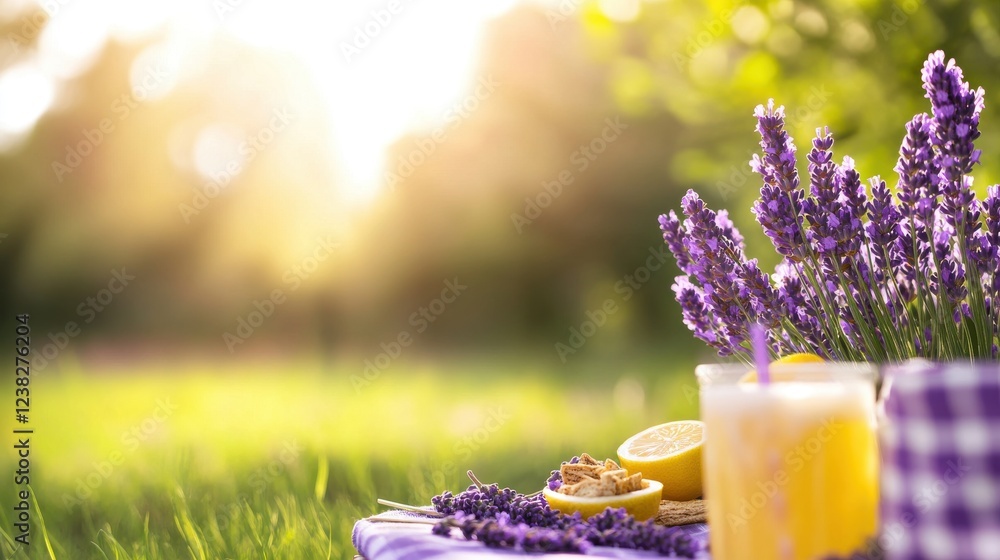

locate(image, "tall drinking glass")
[[696, 363, 879, 560]]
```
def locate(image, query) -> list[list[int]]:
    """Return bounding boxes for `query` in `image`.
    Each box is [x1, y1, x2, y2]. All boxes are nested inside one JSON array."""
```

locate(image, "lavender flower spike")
[[680, 190, 751, 353], [922, 50, 985, 236], [801, 127, 840, 256], [865, 177, 902, 270], [751, 100, 799, 193], [659, 211, 693, 275], [672, 276, 721, 349], [980, 186, 1000, 327], [894, 113, 938, 225], [922, 50, 984, 177], [835, 156, 867, 257], [751, 101, 808, 261]]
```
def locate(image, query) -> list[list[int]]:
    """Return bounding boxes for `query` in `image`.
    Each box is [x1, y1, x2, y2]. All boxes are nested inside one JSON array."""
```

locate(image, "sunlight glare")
[[193, 124, 247, 180], [599, 0, 641, 22], [36, 4, 107, 80], [8, 0, 524, 204], [217, 0, 521, 204], [0, 62, 56, 147], [129, 40, 184, 101]]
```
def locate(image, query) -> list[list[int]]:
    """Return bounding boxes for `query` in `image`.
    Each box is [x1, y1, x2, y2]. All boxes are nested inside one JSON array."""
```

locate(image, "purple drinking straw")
[[752, 323, 770, 384]]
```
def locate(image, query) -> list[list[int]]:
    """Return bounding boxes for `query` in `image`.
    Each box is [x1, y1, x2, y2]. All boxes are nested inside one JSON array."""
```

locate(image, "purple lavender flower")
[[977, 187, 1000, 304], [894, 113, 938, 225], [838, 157, 868, 253], [738, 259, 780, 329], [794, 129, 873, 348], [833, 158, 879, 335], [922, 50, 984, 176], [922, 50, 985, 237], [866, 178, 901, 267], [753, 184, 808, 260], [801, 127, 840, 255], [751, 99, 800, 193], [864, 178, 907, 322], [716, 209, 746, 254], [772, 260, 829, 356], [751, 101, 808, 261], [680, 190, 750, 352], [933, 216, 967, 305], [982, 185, 1000, 249], [672, 276, 722, 349], [658, 51, 999, 361], [892, 217, 929, 303], [658, 211, 692, 275]]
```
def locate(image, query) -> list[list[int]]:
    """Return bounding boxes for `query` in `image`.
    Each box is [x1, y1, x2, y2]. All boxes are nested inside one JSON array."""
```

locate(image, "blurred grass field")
[[1, 358, 699, 559]]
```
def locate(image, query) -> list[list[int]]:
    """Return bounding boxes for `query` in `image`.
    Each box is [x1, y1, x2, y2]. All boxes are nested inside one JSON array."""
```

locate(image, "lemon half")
[[617, 420, 704, 502], [542, 479, 663, 521]]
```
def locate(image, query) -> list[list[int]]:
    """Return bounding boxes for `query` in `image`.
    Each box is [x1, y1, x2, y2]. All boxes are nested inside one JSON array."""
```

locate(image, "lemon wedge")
[[542, 480, 662, 521], [617, 421, 704, 502]]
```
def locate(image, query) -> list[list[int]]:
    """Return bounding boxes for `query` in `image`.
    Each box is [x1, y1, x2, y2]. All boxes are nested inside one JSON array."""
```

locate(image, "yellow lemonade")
[[697, 364, 878, 560]]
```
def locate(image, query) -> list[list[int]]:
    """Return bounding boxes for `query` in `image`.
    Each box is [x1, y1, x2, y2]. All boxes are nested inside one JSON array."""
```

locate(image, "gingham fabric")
[[878, 360, 1000, 560]]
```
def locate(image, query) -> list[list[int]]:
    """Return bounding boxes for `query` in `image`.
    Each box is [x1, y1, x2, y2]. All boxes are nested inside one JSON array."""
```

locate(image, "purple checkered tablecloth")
[[352, 511, 711, 559], [879, 360, 1000, 560]]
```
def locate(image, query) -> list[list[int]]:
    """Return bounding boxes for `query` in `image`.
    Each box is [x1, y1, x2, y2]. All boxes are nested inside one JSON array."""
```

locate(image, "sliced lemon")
[[617, 421, 704, 502], [740, 352, 825, 383], [542, 480, 662, 521]]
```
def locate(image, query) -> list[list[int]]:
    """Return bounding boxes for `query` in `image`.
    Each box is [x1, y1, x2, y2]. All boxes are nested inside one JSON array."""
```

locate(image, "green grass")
[[0, 358, 699, 559]]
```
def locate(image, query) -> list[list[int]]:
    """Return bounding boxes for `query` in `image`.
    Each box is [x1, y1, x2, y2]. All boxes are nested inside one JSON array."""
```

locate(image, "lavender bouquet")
[[659, 51, 1000, 363]]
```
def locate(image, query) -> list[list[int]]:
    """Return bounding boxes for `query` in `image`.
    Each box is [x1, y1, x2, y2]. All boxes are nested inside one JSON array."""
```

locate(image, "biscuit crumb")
[[654, 499, 707, 527]]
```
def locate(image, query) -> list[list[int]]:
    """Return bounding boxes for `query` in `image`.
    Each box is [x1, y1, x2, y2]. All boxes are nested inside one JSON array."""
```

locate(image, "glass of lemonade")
[[696, 362, 879, 560]]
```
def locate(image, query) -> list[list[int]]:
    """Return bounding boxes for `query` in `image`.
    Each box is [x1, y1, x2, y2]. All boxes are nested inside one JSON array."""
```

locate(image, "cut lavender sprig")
[[430, 485, 702, 557]]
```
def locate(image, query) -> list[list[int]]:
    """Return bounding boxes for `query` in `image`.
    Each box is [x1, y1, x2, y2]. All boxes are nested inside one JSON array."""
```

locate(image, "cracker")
[[578, 453, 602, 466], [599, 469, 628, 485], [597, 478, 617, 496], [556, 454, 653, 497], [566, 477, 601, 497], [561, 464, 601, 485], [615, 472, 643, 494], [654, 499, 707, 527]]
